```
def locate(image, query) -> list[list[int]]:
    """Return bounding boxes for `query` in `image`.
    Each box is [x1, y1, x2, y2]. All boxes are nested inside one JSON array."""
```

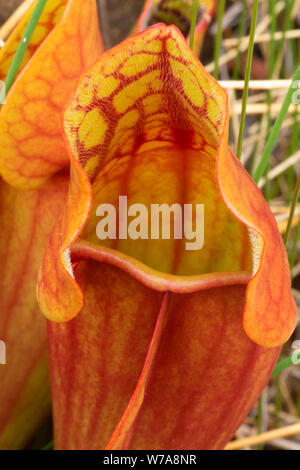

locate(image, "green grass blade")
[[232, 0, 247, 80], [42, 439, 54, 450], [213, 0, 226, 80], [272, 354, 299, 376], [236, 0, 259, 160], [189, 0, 199, 51], [284, 173, 300, 246], [0, 0, 48, 106], [253, 64, 300, 184]]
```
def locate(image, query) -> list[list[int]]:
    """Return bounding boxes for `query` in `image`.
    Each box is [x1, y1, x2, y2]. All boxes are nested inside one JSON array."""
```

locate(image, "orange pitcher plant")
[[134, 0, 214, 55], [37, 25, 296, 450], [0, 0, 103, 449]]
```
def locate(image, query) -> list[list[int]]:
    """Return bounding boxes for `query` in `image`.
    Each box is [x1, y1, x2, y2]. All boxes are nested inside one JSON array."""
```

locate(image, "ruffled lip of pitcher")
[[71, 238, 252, 293]]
